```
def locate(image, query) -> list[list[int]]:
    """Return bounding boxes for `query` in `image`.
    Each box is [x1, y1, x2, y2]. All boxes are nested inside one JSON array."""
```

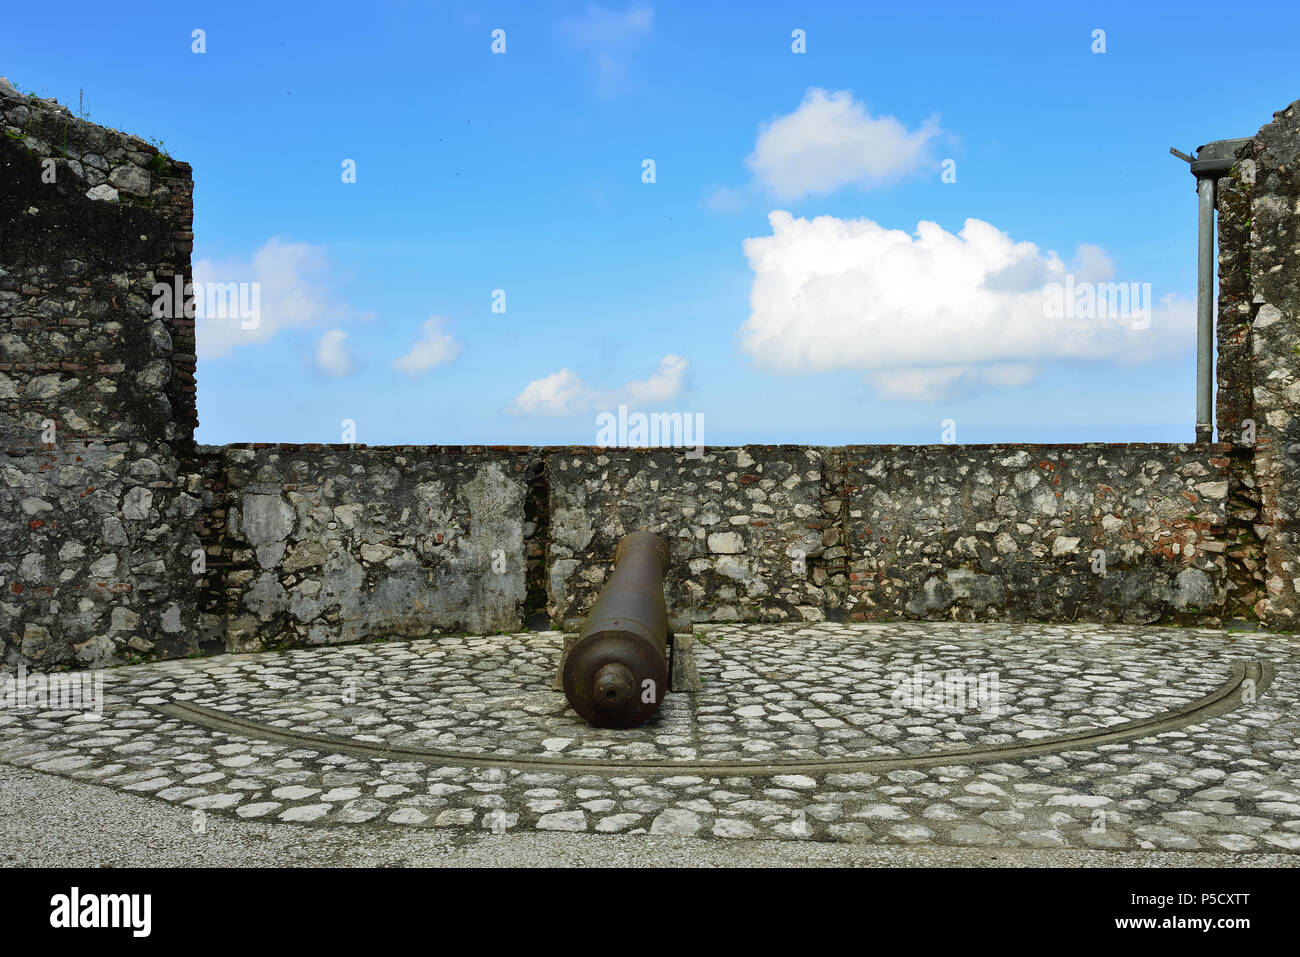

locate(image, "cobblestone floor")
[[2, 623, 1299, 852]]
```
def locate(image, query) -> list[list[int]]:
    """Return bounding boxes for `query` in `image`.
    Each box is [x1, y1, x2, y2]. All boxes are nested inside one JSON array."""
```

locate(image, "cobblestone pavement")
[[2, 623, 1299, 852]]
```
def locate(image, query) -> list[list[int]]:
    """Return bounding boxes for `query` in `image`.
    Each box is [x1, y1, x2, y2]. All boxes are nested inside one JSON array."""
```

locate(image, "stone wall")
[[3, 81, 1298, 670], [190, 442, 1236, 642], [210, 445, 533, 650], [0, 78, 204, 669], [1241, 100, 1300, 629], [546, 447, 829, 629], [843, 444, 1230, 624], [1214, 157, 1267, 620]]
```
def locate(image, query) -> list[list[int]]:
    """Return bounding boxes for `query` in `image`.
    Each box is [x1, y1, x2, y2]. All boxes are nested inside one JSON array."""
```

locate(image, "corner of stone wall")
[[1242, 98, 1300, 630], [1, 77, 204, 669], [186, 444, 231, 653], [1215, 149, 1268, 621]]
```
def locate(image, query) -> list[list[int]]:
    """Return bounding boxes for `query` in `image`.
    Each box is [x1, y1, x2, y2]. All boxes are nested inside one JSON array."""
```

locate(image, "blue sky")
[[7, 1, 1299, 446]]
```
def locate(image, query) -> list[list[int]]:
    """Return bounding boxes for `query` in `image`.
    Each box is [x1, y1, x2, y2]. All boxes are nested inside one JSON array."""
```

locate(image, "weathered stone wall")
[[546, 448, 829, 629], [0, 78, 203, 669], [1216, 169, 1256, 447], [1215, 155, 1267, 619], [191, 443, 1234, 643], [843, 444, 1230, 624], [545, 444, 1232, 629], [211, 445, 532, 649], [1242, 100, 1300, 629]]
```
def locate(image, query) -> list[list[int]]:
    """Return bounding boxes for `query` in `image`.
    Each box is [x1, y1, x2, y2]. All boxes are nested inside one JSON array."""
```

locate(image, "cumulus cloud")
[[313, 329, 353, 377], [507, 354, 688, 415], [739, 211, 1193, 401], [393, 317, 462, 375], [746, 89, 941, 200], [559, 3, 654, 96], [194, 238, 374, 359]]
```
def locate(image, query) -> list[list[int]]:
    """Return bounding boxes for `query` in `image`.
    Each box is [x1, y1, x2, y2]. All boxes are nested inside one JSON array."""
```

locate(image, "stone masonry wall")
[[211, 445, 532, 649], [1214, 155, 1267, 619], [0, 78, 203, 669], [1243, 100, 1300, 629], [177, 443, 1235, 651], [843, 444, 1230, 625], [546, 447, 829, 630]]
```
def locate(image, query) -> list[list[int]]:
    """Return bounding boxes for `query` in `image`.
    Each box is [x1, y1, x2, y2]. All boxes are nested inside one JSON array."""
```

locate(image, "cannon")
[[561, 531, 671, 728]]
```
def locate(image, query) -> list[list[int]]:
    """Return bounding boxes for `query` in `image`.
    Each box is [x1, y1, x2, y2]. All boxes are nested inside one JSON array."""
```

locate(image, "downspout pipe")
[[1176, 138, 1251, 443], [1196, 175, 1215, 443]]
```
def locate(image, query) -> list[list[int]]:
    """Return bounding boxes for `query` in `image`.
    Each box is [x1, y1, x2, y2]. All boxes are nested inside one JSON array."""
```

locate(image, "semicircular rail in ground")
[[146, 659, 1271, 777]]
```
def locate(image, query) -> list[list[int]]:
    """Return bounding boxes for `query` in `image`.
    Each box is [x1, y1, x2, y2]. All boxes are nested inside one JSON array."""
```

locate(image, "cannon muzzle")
[[562, 531, 671, 728]]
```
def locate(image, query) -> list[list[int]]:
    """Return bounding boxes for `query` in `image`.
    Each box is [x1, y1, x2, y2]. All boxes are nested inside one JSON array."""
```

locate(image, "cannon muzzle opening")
[[561, 531, 671, 728]]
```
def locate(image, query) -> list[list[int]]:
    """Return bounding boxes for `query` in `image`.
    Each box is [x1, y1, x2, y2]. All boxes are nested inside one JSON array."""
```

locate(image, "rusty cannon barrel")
[[562, 531, 671, 728]]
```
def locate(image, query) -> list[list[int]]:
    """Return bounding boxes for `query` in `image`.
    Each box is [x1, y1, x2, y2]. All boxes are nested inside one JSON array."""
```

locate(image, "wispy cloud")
[[195, 238, 374, 358], [507, 353, 687, 415], [393, 316, 462, 375], [559, 3, 654, 97], [313, 329, 354, 377], [701, 185, 748, 213]]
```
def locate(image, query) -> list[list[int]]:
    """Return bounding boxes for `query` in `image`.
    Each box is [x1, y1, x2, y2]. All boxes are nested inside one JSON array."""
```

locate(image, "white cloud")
[[314, 329, 353, 377], [869, 364, 1037, 402], [746, 89, 941, 200], [559, 3, 654, 96], [625, 354, 688, 403], [506, 368, 592, 416], [507, 354, 688, 415], [393, 316, 462, 375], [739, 211, 1194, 402], [194, 238, 374, 359]]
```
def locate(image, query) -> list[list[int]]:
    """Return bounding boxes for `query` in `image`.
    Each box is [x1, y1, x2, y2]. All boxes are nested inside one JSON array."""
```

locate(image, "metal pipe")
[[1196, 176, 1215, 443], [561, 531, 671, 728], [1178, 137, 1249, 443]]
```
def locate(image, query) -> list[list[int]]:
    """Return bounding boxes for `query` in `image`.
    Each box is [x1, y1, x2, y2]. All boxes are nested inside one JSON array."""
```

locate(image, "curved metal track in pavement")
[[147, 659, 1271, 777]]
